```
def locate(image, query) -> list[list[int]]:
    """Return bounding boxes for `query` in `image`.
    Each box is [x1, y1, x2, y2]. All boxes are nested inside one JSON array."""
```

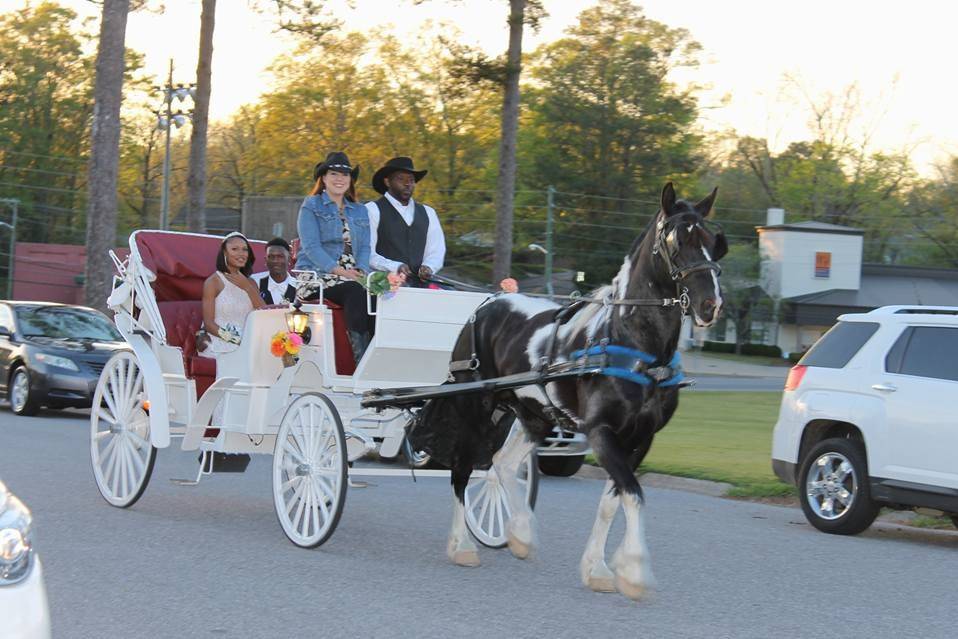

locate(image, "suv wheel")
[[799, 438, 879, 535]]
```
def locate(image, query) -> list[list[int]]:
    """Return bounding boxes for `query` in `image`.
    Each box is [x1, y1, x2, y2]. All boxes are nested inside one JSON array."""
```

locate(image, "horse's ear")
[[695, 187, 718, 217], [712, 231, 728, 260], [661, 182, 676, 216]]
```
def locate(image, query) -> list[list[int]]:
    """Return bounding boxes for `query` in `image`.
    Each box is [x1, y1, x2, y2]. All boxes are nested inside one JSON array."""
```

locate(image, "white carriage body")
[[107, 230, 491, 459]]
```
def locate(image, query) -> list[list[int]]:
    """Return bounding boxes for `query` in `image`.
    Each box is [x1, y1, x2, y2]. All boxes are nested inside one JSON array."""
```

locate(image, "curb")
[[574, 464, 732, 498]]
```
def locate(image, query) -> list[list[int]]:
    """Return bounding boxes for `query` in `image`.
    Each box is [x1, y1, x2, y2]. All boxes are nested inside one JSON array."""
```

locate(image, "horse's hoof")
[[587, 575, 616, 593], [614, 574, 651, 601], [507, 534, 533, 560], [451, 550, 481, 567]]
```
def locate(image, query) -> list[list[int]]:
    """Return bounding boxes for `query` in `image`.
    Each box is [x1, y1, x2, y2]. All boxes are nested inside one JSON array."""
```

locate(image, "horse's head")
[[647, 182, 727, 327]]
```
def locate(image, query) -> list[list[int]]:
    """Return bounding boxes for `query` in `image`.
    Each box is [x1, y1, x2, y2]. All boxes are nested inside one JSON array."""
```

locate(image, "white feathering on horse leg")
[[611, 491, 656, 601], [493, 428, 539, 560], [447, 497, 480, 567], [580, 479, 619, 593]]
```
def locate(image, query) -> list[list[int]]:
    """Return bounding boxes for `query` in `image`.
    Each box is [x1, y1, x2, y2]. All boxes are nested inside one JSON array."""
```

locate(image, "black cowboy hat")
[[313, 151, 360, 182], [371, 156, 428, 195]]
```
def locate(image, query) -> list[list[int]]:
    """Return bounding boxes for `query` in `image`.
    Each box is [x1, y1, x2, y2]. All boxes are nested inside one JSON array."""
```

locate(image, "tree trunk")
[[187, 0, 216, 233], [84, 0, 130, 311], [492, 0, 525, 283]]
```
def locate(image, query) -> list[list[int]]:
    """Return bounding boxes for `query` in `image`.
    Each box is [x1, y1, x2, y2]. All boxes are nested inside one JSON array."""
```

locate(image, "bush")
[[702, 341, 735, 354], [742, 343, 782, 358], [787, 351, 807, 364]]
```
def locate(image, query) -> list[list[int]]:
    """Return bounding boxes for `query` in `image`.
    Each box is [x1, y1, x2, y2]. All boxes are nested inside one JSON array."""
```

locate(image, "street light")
[[156, 59, 195, 231], [527, 243, 554, 298]]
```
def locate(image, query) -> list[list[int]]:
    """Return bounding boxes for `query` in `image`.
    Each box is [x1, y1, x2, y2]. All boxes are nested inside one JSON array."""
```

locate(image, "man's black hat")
[[372, 156, 428, 195], [313, 151, 360, 182]]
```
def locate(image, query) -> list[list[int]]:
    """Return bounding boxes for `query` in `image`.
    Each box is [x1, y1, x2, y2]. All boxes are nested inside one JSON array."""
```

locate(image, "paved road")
[[686, 375, 785, 392], [2, 409, 957, 639]]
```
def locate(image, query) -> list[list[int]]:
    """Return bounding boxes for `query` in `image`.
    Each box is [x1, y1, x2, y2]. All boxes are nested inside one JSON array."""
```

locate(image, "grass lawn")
[[596, 391, 795, 498]]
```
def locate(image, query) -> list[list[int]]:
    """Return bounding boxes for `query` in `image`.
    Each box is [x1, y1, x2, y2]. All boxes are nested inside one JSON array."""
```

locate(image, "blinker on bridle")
[[652, 214, 724, 281]]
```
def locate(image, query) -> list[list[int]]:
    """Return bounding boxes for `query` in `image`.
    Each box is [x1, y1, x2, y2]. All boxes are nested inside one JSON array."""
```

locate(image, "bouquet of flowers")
[[218, 323, 242, 345], [270, 330, 303, 366], [362, 270, 406, 298]]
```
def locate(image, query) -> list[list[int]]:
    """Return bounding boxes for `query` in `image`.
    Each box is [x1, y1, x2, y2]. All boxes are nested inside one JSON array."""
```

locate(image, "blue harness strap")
[[569, 344, 684, 387]]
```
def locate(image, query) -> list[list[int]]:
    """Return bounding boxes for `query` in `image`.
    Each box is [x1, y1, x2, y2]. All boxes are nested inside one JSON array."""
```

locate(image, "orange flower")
[[499, 278, 519, 293], [270, 339, 286, 357]]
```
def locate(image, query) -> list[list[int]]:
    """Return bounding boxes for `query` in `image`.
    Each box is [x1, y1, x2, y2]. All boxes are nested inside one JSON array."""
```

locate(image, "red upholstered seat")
[[156, 300, 215, 397]]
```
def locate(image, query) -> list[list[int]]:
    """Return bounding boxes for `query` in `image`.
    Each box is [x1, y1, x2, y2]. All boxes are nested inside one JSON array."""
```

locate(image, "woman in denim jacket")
[[296, 151, 374, 363]]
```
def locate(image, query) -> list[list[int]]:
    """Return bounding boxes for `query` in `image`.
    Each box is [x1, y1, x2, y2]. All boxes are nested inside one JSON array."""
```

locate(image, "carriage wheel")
[[90, 351, 156, 508], [272, 392, 348, 548], [464, 420, 539, 548]]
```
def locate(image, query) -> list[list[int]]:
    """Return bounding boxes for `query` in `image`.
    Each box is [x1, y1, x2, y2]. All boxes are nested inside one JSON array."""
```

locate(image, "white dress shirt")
[[251, 271, 297, 304], [366, 192, 445, 274]]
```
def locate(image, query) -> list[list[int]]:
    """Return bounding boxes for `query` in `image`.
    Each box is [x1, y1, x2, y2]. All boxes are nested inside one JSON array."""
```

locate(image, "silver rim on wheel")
[[90, 352, 155, 508], [464, 451, 537, 548], [10, 370, 29, 413], [806, 451, 857, 520], [273, 393, 347, 548]]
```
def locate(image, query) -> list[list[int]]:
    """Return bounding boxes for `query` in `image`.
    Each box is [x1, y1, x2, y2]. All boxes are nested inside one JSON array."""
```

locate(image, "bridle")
[[651, 212, 724, 282]]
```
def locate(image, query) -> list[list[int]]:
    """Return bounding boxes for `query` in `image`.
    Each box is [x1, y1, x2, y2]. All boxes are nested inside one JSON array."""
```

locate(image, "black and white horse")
[[411, 183, 727, 600]]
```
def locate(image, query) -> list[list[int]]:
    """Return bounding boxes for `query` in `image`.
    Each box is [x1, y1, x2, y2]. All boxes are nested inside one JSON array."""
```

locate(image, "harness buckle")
[[678, 288, 691, 312]]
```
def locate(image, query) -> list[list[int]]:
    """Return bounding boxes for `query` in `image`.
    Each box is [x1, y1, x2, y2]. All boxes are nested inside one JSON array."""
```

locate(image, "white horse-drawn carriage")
[[89, 230, 549, 548]]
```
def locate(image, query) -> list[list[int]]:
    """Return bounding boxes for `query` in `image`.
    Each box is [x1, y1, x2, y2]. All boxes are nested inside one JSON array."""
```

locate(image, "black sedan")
[[0, 302, 128, 415]]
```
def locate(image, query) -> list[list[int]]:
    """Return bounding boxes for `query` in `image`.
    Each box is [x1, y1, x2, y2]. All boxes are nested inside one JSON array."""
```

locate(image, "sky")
[[3, 0, 957, 174]]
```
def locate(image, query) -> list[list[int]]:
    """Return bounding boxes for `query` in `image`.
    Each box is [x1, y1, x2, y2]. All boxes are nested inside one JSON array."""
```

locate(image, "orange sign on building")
[[815, 251, 831, 278]]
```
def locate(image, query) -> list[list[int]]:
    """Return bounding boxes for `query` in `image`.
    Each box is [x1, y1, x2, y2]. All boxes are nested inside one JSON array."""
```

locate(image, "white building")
[[756, 209, 958, 356]]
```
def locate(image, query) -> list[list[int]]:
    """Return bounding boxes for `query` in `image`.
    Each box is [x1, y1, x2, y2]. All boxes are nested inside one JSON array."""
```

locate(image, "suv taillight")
[[784, 365, 807, 391]]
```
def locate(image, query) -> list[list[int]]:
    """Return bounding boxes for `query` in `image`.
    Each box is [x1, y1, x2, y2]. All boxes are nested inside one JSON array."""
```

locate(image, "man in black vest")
[[367, 157, 446, 287], [251, 237, 297, 304]]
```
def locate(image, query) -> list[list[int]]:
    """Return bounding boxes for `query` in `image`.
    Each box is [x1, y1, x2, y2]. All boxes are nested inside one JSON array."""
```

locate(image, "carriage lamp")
[[285, 304, 311, 343]]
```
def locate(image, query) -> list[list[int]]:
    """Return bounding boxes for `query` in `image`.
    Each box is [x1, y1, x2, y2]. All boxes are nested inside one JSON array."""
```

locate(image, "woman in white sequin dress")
[[199, 232, 265, 425]]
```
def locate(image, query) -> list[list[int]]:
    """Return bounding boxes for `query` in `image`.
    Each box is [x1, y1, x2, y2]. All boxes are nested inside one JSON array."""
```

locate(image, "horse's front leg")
[[579, 479, 619, 592], [492, 422, 538, 560], [610, 487, 656, 600], [588, 425, 655, 600], [448, 462, 481, 567]]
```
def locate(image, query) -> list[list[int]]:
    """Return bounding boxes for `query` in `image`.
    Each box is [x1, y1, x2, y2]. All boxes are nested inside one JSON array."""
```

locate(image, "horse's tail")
[[408, 389, 501, 470]]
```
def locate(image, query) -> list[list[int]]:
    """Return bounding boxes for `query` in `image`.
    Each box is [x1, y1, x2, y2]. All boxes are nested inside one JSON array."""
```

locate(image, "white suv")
[[771, 306, 958, 535]]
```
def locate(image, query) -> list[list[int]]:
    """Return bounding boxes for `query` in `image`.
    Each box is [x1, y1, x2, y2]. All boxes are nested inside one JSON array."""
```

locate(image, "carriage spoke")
[[281, 475, 302, 493], [285, 476, 307, 514], [292, 483, 308, 533], [300, 484, 313, 537], [126, 437, 146, 476], [311, 477, 332, 520], [282, 439, 306, 464], [310, 491, 321, 536], [291, 420, 308, 458], [494, 489, 504, 536], [126, 429, 150, 451], [102, 435, 120, 482], [96, 408, 116, 425], [120, 359, 133, 415], [123, 439, 137, 497], [128, 369, 143, 410], [101, 381, 121, 424], [94, 429, 113, 442]]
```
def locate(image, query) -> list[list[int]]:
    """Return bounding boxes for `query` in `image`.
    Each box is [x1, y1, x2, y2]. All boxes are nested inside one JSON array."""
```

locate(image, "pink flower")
[[288, 333, 304, 347], [499, 278, 519, 293], [387, 272, 406, 292]]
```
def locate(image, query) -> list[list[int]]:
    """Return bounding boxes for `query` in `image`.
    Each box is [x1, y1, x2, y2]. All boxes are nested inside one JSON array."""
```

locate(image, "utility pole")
[[545, 185, 555, 298], [0, 198, 19, 299], [159, 59, 173, 231]]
